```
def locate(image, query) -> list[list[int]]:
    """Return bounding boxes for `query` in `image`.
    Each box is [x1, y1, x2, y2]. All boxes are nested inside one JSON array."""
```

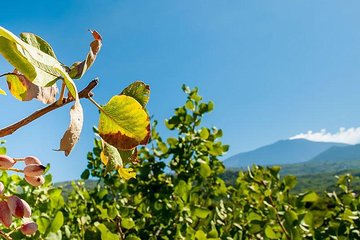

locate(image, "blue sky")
[[1, 1, 360, 182]]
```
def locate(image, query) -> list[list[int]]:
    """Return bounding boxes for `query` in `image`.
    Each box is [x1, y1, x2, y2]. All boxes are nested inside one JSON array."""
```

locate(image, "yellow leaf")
[[100, 151, 108, 165], [98, 95, 150, 150], [118, 168, 136, 180], [0, 88, 6, 95]]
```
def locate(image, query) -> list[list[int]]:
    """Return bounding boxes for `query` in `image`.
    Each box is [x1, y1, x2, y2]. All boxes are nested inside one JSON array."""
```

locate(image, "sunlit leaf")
[[0, 26, 62, 87], [118, 168, 136, 180], [0, 88, 6, 95], [95, 223, 119, 240], [49, 211, 64, 233], [98, 95, 150, 150]]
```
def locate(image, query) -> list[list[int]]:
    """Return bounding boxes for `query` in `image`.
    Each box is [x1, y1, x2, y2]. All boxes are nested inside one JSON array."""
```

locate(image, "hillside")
[[281, 144, 360, 176], [224, 139, 347, 168]]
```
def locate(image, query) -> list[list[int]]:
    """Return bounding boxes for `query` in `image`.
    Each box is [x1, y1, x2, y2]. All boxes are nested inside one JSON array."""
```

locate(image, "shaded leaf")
[[101, 140, 138, 178], [20, 32, 57, 58], [101, 140, 123, 173], [98, 95, 150, 150], [69, 30, 102, 79], [120, 81, 150, 107]]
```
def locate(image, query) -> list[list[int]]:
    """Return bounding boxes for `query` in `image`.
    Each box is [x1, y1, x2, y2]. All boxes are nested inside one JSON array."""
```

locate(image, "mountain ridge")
[[224, 139, 348, 168]]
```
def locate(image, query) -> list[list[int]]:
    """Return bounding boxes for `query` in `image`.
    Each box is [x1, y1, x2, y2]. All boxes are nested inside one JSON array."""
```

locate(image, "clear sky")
[[1, 1, 360, 182]]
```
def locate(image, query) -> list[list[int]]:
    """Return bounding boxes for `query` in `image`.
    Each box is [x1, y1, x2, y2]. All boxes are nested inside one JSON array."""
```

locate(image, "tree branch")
[[0, 79, 99, 138]]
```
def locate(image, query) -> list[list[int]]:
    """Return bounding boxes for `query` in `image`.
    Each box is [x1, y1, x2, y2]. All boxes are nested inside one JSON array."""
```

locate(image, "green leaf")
[[284, 210, 298, 226], [0, 147, 6, 155], [95, 223, 119, 240], [0, 26, 62, 87], [49, 189, 65, 209], [121, 218, 135, 229], [302, 191, 319, 203], [49, 211, 64, 233], [81, 169, 90, 180], [98, 95, 150, 150], [199, 128, 209, 139], [194, 207, 211, 219], [199, 162, 211, 178], [283, 175, 297, 190], [101, 140, 123, 173], [174, 180, 190, 202], [185, 100, 195, 111], [265, 225, 278, 239], [126, 235, 141, 240], [20, 32, 57, 58], [37, 216, 50, 234], [247, 212, 262, 222], [195, 230, 207, 240], [121, 81, 150, 107], [45, 231, 62, 240]]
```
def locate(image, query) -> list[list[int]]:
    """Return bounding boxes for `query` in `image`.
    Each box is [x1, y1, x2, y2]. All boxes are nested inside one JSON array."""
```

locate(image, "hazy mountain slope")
[[309, 144, 360, 163], [224, 139, 347, 168], [281, 144, 360, 176]]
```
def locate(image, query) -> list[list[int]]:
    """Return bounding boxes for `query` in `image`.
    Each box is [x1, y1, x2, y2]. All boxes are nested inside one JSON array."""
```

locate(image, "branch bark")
[[0, 79, 99, 138]]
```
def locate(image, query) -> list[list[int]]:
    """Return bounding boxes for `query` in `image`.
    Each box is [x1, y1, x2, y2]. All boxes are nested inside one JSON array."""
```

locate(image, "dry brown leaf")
[[59, 100, 83, 156], [6, 70, 58, 104]]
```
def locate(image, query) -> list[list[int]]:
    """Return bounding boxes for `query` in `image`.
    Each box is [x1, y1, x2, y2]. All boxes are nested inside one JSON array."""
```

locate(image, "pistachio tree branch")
[[0, 79, 99, 138]]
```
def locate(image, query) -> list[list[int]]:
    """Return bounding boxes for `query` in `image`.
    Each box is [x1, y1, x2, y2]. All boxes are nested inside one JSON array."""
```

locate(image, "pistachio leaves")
[[99, 82, 150, 179], [0, 26, 103, 156], [0, 26, 62, 87], [0, 27, 151, 180]]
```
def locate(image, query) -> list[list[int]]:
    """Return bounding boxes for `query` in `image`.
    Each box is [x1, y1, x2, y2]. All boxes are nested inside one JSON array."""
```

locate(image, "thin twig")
[[0, 79, 98, 138], [0, 230, 12, 240], [0, 167, 23, 173], [115, 216, 125, 240], [57, 82, 66, 105], [88, 96, 103, 111], [261, 180, 290, 239]]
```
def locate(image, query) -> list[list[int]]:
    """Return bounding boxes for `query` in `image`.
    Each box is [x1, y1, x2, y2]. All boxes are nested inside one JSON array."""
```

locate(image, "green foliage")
[[59, 86, 360, 239], [2, 85, 360, 239], [0, 170, 65, 240]]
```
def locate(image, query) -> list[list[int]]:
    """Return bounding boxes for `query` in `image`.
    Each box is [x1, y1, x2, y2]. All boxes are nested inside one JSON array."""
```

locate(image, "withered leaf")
[[69, 30, 102, 79], [6, 70, 58, 104], [59, 100, 83, 156]]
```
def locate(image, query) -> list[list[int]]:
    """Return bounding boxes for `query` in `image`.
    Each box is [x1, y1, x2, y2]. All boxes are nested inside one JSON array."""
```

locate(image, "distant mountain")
[[309, 144, 360, 163], [281, 144, 360, 176], [224, 139, 348, 169]]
